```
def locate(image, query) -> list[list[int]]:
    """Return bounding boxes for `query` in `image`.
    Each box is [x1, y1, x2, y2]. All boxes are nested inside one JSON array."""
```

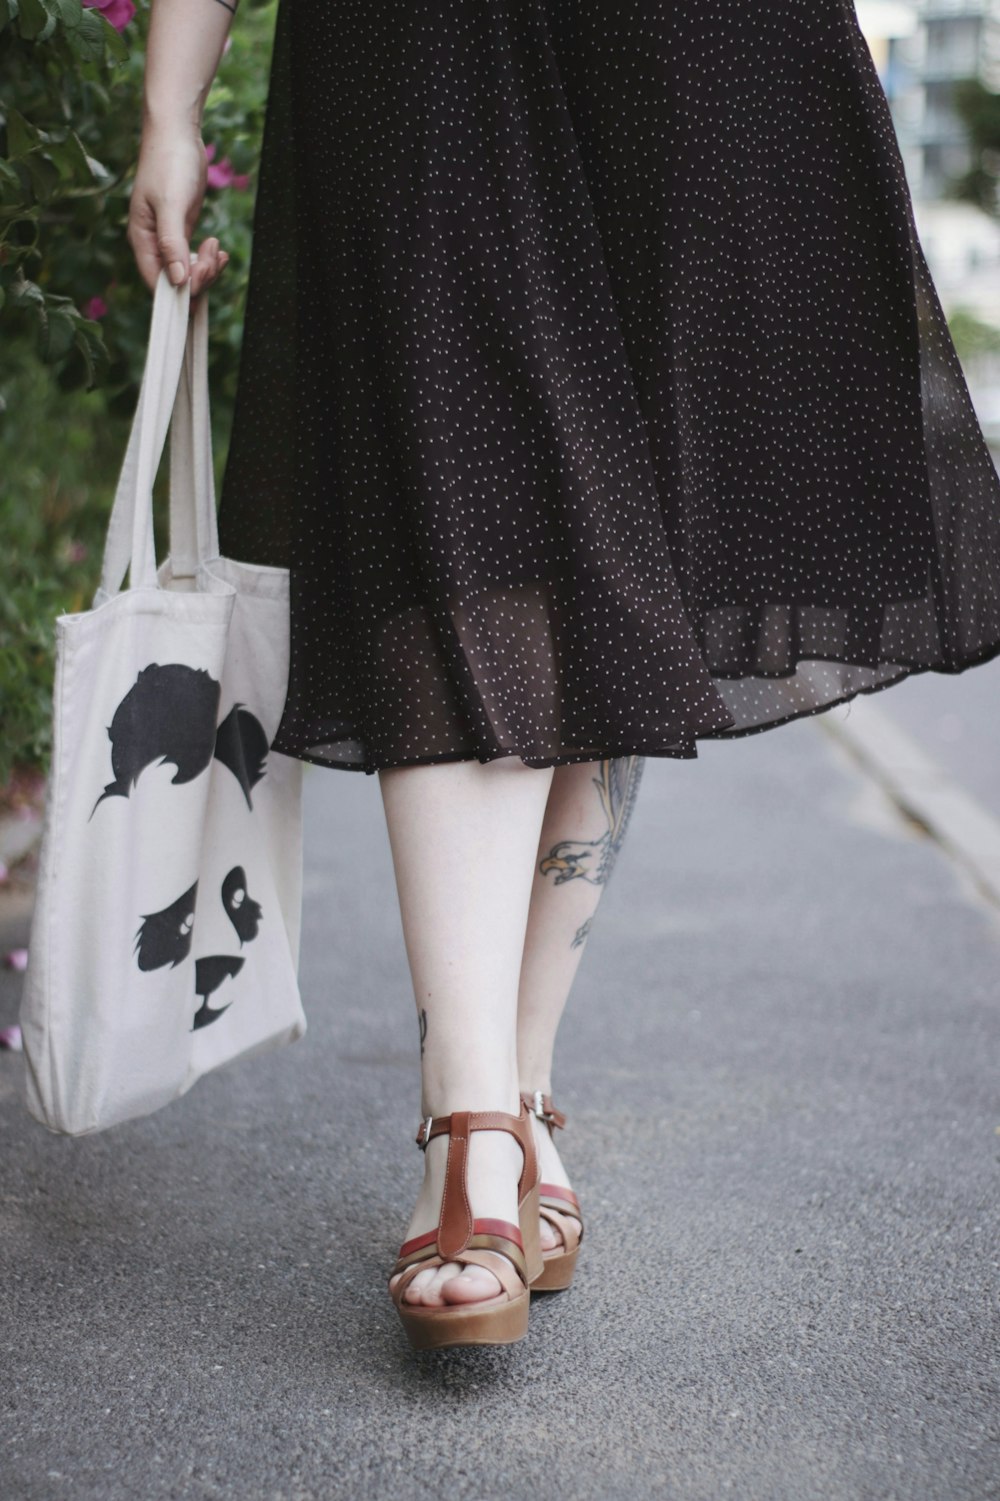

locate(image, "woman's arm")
[[127, 0, 238, 295]]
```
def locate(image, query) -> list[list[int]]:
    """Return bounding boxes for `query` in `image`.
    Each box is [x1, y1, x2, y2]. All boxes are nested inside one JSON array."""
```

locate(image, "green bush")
[[0, 0, 276, 786]]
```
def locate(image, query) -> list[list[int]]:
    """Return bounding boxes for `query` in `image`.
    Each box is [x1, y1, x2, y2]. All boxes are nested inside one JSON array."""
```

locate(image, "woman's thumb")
[[157, 221, 190, 286]]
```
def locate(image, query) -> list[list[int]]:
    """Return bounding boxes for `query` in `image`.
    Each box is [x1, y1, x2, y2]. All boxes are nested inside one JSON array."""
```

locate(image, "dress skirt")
[[217, 0, 1000, 774]]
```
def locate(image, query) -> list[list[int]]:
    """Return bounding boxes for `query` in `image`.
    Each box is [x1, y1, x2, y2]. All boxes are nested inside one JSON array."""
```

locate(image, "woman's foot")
[[389, 1127, 526, 1307]]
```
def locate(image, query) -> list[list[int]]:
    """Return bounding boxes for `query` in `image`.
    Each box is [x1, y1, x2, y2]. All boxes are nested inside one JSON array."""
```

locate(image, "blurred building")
[[858, 0, 1000, 197], [855, 2, 920, 95]]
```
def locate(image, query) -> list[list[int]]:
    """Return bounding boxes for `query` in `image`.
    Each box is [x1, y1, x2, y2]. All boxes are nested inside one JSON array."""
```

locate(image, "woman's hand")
[[127, 123, 230, 299]]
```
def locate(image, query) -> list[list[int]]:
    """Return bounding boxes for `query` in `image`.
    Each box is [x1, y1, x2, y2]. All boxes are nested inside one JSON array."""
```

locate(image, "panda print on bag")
[[91, 662, 270, 1031]]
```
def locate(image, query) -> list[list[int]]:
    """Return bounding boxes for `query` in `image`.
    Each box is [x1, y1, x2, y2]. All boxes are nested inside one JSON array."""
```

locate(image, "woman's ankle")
[[516, 1065, 554, 1100], [420, 1064, 521, 1119], [402, 1126, 526, 1241]]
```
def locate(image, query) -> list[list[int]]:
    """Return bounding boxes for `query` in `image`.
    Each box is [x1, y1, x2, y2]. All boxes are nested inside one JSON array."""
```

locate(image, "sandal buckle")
[[525, 1090, 566, 1131], [416, 1114, 434, 1150]]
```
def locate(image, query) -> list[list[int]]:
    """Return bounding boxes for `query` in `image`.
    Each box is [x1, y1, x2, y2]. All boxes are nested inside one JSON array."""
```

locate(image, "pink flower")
[[0, 1025, 22, 1052], [82, 295, 108, 321], [3, 949, 28, 972], [204, 142, 250, 191], [81, 0, 136, 32]]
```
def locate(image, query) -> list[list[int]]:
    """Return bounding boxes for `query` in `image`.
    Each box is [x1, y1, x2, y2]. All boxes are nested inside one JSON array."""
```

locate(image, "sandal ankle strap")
[[412, 1102, 539, 1261], [520, 1090, 566, 1131]]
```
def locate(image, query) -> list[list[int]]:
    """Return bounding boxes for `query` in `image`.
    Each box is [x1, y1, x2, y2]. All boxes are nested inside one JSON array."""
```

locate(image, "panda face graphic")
[[135, 865, 263, 1030], [93, 662, 270, 1032]]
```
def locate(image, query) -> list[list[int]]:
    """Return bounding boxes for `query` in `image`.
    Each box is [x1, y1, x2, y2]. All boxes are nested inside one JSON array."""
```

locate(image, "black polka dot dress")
[[217, 0, 1000, 775]]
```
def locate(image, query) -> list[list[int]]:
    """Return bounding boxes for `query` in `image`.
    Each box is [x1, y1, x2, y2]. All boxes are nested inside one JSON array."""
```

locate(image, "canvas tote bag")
[[20, 266, 306, 1136]]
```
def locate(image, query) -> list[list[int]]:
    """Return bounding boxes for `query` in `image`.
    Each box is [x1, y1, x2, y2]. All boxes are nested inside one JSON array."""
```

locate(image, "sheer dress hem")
[[272, 635, 1000, 775]]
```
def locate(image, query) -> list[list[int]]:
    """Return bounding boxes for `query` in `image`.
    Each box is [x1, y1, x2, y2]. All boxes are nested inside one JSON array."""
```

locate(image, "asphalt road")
[[1, 697, 998, 1501]]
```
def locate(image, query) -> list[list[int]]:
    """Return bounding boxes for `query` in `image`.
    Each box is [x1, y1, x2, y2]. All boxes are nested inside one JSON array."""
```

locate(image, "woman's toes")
[[438, 1263, 504, 1305], [539, 1216, 564, 1253], [391, 1266, 436, 1305], [394, 1261, 503, 1307], [404, 1266, 449, 1306]]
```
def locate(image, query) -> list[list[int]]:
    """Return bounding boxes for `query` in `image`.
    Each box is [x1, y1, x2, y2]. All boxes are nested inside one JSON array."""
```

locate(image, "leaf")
[[9, 277, 46, 310], [68, 3, 129, 62], [39, 306, 76, 361], [80, 147, 113, 185], [6, 107, 40, 160], [65, 4, 105, 59], [74, 319, 109, 388], [51, 0, 81, 26], [39, 141, 74, 181], [101, 14, 128, 60], [41, 133, 93, 183], [17, 0, 53, 39], [24, 151, 61, 199], [35, 0, 79, 25]]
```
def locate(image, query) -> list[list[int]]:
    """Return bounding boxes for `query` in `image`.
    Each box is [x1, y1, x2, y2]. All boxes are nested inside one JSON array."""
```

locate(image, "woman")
[[128, 0, 1000, 1350]]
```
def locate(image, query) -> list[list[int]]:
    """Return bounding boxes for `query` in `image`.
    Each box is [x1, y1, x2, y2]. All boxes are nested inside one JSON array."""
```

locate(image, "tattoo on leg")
[[213, 0, 238, 12], [539, 755, 646, 887], [571, 916, 593, 950], [418, 1008, 428, 1057]]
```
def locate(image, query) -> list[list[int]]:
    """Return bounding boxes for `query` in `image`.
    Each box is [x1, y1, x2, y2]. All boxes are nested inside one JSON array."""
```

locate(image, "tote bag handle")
[[97, 267, 218, 599], [168, 277, 220, 579]]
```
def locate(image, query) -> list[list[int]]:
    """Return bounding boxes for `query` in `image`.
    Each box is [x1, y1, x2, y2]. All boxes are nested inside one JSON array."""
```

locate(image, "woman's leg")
[[379, 755, 555, 1308], [516, 756, 646, 1245]]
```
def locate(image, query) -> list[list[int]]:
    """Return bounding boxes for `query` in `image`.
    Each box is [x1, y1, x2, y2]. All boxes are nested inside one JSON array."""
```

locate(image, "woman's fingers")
[[128, 211, 230, 300], [189, 237, 230, 299], [189, 240, 212, 297]]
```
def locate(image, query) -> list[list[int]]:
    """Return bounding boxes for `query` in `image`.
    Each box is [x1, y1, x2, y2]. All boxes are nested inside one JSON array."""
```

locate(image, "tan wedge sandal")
[[388, 1099, 544, 1350], [522, 1091, 585, 1293]]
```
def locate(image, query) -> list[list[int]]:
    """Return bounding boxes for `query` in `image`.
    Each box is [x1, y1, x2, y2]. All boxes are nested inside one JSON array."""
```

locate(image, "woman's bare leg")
[[516, 756, 646, 1246], [379, 755, 555, 1307]]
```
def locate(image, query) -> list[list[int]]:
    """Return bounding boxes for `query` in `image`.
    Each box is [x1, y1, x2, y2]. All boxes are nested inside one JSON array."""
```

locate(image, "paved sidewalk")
[[1, 704, 998, 1501], [861, 656, 1000, 822]]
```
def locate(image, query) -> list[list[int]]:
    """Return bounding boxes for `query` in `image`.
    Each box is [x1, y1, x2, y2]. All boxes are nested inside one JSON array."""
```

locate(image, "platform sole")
[[530, 1244, 579, 1293], [396, 1288, 531, 1351]]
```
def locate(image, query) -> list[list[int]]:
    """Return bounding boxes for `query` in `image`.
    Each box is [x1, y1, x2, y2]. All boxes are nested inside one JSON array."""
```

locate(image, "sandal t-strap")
[[389, 1099, 544, 1350], [521, 1091, 585, 1293]]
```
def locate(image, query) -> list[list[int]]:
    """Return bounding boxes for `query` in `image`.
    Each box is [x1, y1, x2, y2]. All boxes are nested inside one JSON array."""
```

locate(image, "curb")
[[815, 693, 1000, 909]]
